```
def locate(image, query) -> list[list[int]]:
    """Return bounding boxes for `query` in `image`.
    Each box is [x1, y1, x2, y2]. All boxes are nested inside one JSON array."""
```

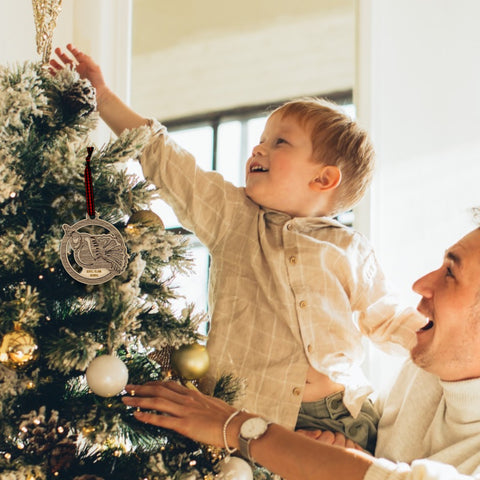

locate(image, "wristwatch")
[[238, 417, 272, 463]]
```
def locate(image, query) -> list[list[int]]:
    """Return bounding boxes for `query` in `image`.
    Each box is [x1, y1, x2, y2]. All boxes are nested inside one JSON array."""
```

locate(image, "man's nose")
[[412, 269, 436, 298]]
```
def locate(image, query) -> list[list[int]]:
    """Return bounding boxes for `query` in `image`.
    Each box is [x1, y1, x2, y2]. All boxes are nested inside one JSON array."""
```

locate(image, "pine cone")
[[48, 437, 78, 474], [61, 78, 97, 120]]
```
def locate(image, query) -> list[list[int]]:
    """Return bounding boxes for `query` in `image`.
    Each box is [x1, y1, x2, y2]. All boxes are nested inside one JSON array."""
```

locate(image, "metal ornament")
[[31, 0, 63, 64], [60, 216, 129, 285]]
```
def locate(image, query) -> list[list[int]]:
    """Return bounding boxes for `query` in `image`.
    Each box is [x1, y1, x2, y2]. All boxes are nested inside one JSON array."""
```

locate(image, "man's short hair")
[[271, 98, 375, 215]]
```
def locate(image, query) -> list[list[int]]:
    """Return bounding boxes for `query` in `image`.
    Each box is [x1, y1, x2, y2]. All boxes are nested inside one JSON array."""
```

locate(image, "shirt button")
[[299, 300, 307, 308], [292, 387, 302, 396], [289, 256, 297, 265], [307, 344, 313, 353], [286, 223, 293, 231]]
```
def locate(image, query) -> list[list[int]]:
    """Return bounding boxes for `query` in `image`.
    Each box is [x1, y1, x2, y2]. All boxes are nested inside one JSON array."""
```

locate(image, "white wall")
[[357, 0, 480, 386], [130, 1, 355, 119]]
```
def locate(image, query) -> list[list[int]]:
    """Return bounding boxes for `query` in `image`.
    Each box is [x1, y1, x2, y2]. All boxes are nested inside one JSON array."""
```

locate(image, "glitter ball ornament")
[[127, 210, 164, 231], [0, 324, 39, 370], [217, 457, 253, 480], [170, 343, 210, 380], [86, 355, 128, 397]]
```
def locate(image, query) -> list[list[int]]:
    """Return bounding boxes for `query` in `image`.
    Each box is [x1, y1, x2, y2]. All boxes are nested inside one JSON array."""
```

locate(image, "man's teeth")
[[251, 165, 267, 172]]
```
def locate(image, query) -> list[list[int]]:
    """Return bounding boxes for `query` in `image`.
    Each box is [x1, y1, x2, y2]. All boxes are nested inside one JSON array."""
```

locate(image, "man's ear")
[[310, 165, 342, 192]]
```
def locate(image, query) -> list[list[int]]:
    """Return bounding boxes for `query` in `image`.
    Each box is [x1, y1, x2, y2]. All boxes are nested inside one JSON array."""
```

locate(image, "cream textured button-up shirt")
[[140, 123, 426, 429]]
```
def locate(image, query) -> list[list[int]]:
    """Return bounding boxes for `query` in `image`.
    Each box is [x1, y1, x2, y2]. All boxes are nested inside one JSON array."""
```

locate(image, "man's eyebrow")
[[446, 250, 462, 267]]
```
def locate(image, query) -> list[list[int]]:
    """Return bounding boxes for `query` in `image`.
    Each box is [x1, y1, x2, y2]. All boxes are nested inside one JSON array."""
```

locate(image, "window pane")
[[217, 121, 243, 186], [168, 239, 210, 325], [247, 117, 268, 155], [171, 126, 214, 171]]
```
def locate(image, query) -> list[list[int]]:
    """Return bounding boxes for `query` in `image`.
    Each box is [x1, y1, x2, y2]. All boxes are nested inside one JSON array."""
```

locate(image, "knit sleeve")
[[364, 458, 478, 480]]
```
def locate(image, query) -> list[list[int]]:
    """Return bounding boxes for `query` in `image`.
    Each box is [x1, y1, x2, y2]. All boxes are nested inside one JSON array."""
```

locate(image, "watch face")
[[240, 417, 269, 439]]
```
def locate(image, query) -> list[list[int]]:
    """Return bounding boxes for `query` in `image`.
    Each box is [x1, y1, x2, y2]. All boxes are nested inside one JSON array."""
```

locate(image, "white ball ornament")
[[217, 457, 253, 480], [86, 355, 129, 397]]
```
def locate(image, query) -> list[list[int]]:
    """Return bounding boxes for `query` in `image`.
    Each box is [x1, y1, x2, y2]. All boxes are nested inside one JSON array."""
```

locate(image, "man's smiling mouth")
[[419, 319, 434, 331]]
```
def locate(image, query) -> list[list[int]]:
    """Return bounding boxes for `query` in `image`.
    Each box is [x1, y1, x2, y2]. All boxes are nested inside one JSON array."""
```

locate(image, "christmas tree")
[[0, 57, 250, 479]]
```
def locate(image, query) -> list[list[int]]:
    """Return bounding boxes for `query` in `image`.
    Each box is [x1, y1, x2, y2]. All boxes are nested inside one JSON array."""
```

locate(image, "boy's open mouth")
[[250, 163, 268, 172]]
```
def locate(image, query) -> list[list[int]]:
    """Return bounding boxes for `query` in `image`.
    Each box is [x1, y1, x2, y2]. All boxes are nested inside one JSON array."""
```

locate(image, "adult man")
[[123, 226, 480, 480]]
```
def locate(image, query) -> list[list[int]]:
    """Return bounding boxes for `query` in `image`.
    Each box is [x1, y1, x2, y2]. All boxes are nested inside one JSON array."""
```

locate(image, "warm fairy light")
[[26, 381, 35, 389], [4, 453, 11, 460], [38, 275, 44, 280], [54, 472, 59, 477], [9, 192, 16, 198], [20, 426, 28, 433], [33, 418, 41, 425], [114, 450, 122, 457], [57, 426, 64, 433], [189, 460, 197, 466], [17, 442, 24, 449], [49, 267, 55, 272]]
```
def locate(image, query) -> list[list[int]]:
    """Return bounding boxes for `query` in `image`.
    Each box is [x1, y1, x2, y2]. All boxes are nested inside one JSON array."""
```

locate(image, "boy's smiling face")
[[245, 113, 325, 217]]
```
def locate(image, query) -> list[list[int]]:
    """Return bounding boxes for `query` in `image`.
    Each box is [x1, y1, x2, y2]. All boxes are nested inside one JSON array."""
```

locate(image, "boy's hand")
[[295, 429, 365, 451], [50, 44, 108, 100]]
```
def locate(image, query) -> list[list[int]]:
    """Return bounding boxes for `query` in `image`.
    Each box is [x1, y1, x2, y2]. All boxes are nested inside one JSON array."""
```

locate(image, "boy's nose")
[[252, 144, 265, 156]]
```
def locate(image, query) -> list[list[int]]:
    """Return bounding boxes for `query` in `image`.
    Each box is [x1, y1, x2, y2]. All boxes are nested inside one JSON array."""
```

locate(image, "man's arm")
[[50, 44, 148, 136], [122, 381, 373, 480]]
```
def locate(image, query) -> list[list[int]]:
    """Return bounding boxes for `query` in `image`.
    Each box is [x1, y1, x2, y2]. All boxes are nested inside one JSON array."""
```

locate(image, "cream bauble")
[[217, 457, 253, 480], [86, 355, 128, 397]]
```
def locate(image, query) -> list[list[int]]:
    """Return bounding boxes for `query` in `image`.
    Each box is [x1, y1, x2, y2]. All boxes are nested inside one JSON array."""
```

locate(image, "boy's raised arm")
[[50, 44, 149, 136]]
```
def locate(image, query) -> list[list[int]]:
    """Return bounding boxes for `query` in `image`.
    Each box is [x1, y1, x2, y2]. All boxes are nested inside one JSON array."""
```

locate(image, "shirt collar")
[[261, 207, 347, 230]]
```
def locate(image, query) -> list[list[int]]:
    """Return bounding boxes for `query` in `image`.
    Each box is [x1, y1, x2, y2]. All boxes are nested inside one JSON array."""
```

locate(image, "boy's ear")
[[310, 165, 342, 192]]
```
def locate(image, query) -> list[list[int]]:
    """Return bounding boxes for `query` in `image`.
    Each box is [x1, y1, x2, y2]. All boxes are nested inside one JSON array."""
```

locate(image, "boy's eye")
[[446, 266, 455, 278], [276, 138, 287, 145]]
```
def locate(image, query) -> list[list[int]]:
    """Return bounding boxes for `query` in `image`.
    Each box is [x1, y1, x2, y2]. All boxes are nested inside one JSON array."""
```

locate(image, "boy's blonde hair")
[[271, 97, 375, 216]]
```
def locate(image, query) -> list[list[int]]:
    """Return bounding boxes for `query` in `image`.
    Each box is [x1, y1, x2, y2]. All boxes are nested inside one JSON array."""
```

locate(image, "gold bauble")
[[0, 325, 39, 370], [170, 343, 210, 380], [127, 210, 164, 231]]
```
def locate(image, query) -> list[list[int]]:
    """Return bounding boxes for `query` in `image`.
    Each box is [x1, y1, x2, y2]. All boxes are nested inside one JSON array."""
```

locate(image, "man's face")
[[411, 228, 480, 380]]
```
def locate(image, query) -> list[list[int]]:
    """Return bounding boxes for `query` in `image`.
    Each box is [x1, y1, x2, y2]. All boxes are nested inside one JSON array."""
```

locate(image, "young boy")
[[51, 45, 426, 453]]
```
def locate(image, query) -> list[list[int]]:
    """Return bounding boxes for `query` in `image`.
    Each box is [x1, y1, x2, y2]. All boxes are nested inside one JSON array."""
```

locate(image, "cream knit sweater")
[[365, 360, 480, 480]]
